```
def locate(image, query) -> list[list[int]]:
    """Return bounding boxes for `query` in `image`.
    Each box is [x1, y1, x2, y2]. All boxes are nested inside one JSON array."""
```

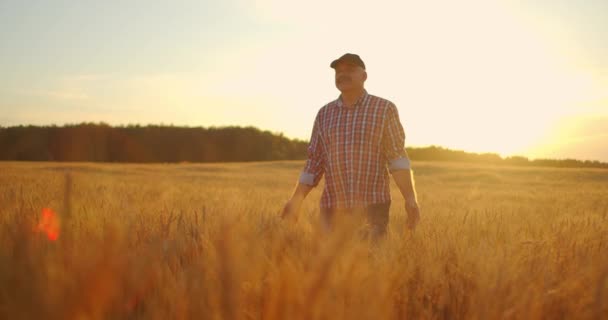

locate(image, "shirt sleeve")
[[299, 113, 325, 187], [382, 103, 411, 173]]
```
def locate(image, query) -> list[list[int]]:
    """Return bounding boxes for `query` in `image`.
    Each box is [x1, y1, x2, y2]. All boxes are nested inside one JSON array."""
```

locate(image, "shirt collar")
[[336, 89, 368, 108]]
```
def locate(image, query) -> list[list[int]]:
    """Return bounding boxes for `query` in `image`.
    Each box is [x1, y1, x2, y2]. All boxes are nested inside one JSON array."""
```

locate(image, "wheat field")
[[0, 161, 607, 319]]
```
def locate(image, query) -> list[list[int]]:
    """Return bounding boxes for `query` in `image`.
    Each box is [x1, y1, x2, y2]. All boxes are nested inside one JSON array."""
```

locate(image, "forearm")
[[289, 182, 314, 203], [392, 169, 418, 203]]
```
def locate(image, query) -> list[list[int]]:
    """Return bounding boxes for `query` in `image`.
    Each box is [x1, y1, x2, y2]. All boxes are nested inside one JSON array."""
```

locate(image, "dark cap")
[[330, 53, 366, 70]]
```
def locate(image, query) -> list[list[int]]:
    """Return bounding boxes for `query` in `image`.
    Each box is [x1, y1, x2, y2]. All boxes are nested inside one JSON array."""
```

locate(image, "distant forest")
[[1, 123, 606, 169]]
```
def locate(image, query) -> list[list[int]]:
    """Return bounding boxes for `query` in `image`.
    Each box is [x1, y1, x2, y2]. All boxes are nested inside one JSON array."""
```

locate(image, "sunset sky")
[[1, 0, 607, 161]]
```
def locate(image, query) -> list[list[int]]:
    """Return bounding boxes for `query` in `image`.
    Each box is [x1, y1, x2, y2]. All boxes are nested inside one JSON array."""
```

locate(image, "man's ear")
[[363, 71, 368, 81]]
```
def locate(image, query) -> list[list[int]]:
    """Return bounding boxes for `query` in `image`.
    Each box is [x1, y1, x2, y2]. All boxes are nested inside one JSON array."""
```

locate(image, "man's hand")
[[281, 199, 302, 221], [405, 200, 420, 231], [390, 168, 420, 231], [281, 182, 313, 221]]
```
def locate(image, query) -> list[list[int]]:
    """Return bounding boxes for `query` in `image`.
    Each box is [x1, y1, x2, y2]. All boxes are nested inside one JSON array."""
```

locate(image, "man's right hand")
[[281, 199, 301, 221], [281, 182, 313, 221]]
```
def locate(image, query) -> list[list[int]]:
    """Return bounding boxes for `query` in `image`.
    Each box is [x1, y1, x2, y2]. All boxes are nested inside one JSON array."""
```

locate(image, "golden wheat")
[[0, 161, 607, 319]]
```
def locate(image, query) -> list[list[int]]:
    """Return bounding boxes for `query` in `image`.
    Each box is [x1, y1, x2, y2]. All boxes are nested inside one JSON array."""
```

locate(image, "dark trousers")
[[320, 202, 391, 240]]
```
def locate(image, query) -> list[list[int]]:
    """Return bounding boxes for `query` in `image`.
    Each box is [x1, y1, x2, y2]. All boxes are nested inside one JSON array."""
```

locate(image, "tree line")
[[407, 146, 608, 169], [0, 123, 606, 169], [0, 123, 307, 162]]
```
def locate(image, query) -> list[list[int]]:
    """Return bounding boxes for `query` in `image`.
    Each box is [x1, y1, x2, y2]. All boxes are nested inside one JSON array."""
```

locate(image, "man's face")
[[334, 62, 367, 92]]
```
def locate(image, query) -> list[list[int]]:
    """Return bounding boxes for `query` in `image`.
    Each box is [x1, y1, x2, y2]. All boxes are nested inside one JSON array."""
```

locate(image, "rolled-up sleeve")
[[299, 114, 325, 187], [382, 103, 411, 173]]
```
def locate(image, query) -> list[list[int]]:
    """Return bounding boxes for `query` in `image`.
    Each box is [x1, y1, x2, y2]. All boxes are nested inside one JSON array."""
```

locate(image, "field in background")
[[1, 161, 607, 319]]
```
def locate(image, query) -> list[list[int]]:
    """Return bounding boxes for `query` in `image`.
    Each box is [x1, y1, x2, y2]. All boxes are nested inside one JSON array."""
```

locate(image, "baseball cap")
[[330, 53, 366, 70]]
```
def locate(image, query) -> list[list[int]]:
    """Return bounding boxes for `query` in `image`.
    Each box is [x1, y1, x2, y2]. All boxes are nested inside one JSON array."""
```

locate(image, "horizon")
[[1, 0, 607, 161], [2, 122, 607, 164]]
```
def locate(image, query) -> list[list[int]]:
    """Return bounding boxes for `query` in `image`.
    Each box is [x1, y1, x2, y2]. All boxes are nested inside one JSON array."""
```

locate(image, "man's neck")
[[340, 88, 365, 107]]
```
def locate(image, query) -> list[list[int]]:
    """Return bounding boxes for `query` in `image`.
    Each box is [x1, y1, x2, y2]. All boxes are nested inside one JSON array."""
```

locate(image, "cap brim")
[[330, 59, 362, 69]]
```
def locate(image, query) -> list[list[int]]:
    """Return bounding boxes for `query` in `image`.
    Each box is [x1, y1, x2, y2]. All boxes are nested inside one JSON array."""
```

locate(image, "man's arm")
[[392, 167, 417, 204], [392, 166, 420, 231], [382, 103, 420, 230], [281, 113, 325, 220], [281, 183, 314, 220]]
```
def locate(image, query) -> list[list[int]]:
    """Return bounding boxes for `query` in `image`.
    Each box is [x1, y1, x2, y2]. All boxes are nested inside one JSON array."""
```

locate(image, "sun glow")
[[233, 0, 606, 158], [1, 0, 605, 160]]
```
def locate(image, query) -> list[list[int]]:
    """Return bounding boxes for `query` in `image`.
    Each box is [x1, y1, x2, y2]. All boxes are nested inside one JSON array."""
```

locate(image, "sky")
[[1, 0, 607, 161]]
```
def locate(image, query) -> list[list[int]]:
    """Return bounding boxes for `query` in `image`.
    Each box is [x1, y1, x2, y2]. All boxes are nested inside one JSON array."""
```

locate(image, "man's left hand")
[[405, 201, 420, 231]]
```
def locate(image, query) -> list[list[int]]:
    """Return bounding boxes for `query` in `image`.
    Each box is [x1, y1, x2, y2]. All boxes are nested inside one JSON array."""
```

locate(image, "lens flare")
[[36, 208, 60, 241]]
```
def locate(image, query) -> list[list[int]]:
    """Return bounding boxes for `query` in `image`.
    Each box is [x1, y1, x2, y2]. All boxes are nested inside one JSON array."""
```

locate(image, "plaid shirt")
[[299, 90, 411, 209]]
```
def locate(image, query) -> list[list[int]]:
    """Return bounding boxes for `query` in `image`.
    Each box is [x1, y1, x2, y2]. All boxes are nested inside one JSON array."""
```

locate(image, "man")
[[281, 53, 420, 238]]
